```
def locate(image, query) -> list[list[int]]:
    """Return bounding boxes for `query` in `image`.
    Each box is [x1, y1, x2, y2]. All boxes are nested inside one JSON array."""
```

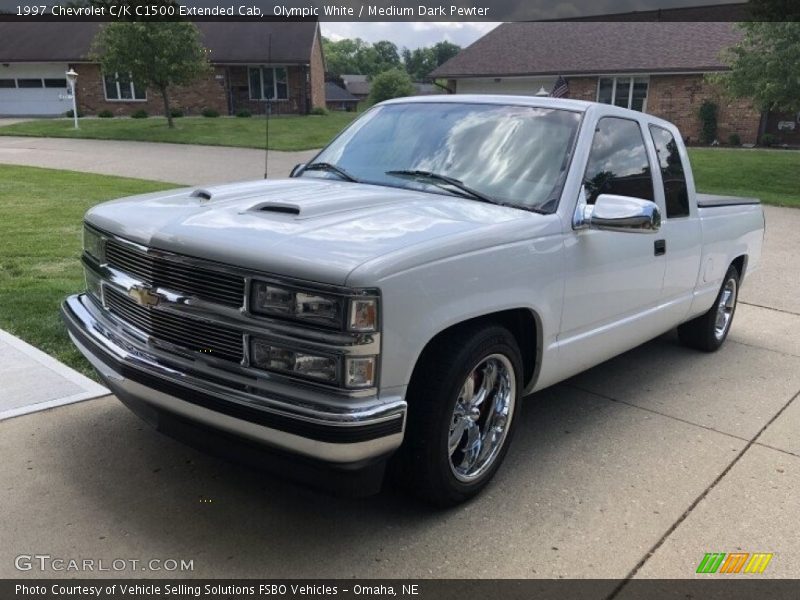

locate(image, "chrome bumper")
[[61, 294, 406, 464]]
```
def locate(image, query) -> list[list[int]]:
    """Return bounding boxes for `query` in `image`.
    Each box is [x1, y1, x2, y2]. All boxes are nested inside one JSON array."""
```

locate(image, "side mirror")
[[574, 193, 661, 233], [289, 163, 306, 178]]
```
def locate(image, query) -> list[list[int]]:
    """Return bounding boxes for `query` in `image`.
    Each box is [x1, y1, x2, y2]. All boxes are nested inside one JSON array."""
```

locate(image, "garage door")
[[0, 63, 71, 116]]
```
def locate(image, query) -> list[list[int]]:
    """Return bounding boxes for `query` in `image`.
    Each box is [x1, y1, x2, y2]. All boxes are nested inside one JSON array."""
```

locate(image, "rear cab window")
[[649, 125, 690, 218]]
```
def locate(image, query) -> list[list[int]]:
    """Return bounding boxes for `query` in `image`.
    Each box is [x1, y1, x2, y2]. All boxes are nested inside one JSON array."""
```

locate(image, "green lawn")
[[0, 165, 175, 377], [688, 148, 800, 208], [0, 113, 358, 151]]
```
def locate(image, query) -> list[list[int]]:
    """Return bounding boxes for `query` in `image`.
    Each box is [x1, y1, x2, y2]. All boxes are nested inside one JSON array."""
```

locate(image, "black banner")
[[0, 0, 796, 22], [3, 580, 800, 600]]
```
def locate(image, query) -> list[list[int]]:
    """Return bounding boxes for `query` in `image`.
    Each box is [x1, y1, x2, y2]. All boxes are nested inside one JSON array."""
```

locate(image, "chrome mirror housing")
[[573, 192, 661, 233]]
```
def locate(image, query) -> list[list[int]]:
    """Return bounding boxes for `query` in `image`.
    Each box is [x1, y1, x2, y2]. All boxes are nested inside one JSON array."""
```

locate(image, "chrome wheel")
[[448, 353, 516, 482], [714, 277, 737, 340]]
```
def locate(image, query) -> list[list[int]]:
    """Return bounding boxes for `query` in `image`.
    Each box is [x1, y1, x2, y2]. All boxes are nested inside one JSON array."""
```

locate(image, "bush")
[[760, 133, 777, 147], [309, 106, 328, 116], [201, 108, 220, 118], [130, 109, 148, 119], [170, 109, 184, 118], [97, 110, 114, 119], [235, 109, 252, 118], [698, 100, 718, 145], [64, 109, 84, 118], [369, 69, 415, 104], [728, 133, 741, 146]]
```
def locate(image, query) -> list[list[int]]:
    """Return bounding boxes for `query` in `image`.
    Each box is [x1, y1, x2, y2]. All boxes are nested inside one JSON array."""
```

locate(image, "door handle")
[[654, 239, 666, 256]]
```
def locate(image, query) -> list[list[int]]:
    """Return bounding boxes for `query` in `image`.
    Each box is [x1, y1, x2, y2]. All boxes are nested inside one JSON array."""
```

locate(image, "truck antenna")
[[264, 33, 272, 180]]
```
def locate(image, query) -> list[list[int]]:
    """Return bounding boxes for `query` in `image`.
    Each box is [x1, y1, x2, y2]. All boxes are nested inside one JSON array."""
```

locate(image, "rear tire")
[[392, 325, 523, 507], [678, 264, 740, 352]]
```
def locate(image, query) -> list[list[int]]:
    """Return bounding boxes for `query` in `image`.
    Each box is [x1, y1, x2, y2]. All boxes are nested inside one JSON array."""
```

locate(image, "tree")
[[369, 69, 415, 104], [714, 22, 800, 113], [402, 42, 461, 81], [91, 22, 211, 128]]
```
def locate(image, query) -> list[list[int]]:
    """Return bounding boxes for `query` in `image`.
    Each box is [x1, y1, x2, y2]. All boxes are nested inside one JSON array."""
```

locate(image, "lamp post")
[[535, 86, 549, 97], [65, 68, 79, 129]]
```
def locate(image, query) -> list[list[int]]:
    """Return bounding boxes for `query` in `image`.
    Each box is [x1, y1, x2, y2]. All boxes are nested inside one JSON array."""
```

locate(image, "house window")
[[649, 125, 690, 218], [597, 77, 649, 112], [248, 66, 288, 100], [104, 72, 146, 101], [44, 78, 67, 88], [0, 79, 16, 88], [583, 117, 655, 205]]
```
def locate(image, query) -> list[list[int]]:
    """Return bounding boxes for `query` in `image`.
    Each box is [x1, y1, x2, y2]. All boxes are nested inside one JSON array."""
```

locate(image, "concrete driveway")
[[0, 136, 797, 581], [0, 136, 317, 185]]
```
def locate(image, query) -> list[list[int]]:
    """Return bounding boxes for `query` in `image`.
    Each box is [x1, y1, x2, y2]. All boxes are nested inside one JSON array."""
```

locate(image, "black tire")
[[391, 324, 523, 507], [678, 264, 740, 352]]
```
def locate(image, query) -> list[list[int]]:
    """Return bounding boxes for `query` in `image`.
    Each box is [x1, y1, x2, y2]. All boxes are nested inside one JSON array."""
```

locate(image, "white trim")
[[0, 328, 108, 421], [596, 75, 649, 112], [102, 71, 147, 102], [248, 65, 290, 101]]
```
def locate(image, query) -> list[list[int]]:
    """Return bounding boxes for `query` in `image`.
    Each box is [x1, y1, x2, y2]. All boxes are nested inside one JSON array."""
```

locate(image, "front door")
[[558, 116, 668, 374]]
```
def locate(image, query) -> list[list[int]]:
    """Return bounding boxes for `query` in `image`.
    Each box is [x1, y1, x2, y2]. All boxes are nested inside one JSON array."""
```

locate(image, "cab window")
[[649, 125, 690, 218], [583, 117, 655, 205]]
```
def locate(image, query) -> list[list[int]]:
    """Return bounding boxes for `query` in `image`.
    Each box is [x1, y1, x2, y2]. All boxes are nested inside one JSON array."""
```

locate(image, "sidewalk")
[[0, 329, 107, 420]]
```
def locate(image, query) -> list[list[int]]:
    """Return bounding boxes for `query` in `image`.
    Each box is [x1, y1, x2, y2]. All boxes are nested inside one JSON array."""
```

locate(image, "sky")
[[320, 22, 501, 50]]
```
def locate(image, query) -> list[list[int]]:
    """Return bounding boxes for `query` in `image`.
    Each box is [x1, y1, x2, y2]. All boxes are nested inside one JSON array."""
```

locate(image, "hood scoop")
[[249, 201, 301, 216]]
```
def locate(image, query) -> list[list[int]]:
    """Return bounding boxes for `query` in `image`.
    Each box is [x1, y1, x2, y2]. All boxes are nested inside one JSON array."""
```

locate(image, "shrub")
[[130, 109, 148, 119], [369, 69, 415, 104], [64, 109, 84, 118], [201, 108, 220, 118], [309, 106, 328, 116], [170, 109, 184, 118], [97, 110, 114, 118], [760, 133, 777, 147], [728, 133, 741, 146], [698, 100, 718, 145], [235, 109, 252, 118]]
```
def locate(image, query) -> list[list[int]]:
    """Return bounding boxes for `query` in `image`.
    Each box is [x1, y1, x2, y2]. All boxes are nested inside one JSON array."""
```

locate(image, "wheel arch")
[[407, 308, 541, 396], [731, 254, 748, 279]]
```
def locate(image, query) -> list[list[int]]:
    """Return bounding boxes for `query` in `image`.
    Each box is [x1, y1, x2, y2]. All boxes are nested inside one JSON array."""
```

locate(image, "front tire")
[[678, 264, 740, 352], [393, 325, 523, 507]]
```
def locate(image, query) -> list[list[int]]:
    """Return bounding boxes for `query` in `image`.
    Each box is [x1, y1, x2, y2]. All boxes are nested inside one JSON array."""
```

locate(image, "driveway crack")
[[604, 387, 800, 599]]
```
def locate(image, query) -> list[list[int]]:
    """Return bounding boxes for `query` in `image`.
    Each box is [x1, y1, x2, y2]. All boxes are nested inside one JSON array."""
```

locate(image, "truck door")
[[558, 116, 669, 374], [646, 124, 702, 324]]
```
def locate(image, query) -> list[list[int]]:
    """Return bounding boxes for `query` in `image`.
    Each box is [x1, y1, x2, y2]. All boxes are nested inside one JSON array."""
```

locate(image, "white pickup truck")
[[63, 96, 764, 506]]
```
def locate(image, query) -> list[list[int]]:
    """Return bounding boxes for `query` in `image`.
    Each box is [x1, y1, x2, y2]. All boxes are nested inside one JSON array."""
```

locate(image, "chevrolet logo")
[[127, 285, 161, 307]]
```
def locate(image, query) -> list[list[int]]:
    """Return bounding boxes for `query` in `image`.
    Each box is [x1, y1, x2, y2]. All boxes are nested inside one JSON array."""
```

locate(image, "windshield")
[[303, 102, 582, 211]]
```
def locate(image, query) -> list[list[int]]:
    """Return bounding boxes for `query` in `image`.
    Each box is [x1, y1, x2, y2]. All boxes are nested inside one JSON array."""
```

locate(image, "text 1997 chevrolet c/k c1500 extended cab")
[[62, 96, 764, 506]]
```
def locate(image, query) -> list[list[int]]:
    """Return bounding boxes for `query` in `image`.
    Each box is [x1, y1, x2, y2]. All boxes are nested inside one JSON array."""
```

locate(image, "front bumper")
[[61, 294, 406, 466]]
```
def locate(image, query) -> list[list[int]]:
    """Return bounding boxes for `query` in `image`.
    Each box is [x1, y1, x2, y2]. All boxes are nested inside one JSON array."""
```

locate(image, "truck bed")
[[696, 194, 761, 208]]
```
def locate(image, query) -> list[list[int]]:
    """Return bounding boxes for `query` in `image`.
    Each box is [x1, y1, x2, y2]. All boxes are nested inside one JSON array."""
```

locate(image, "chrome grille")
[[104, 239, 245, 308], [104, 286, 244, 363]]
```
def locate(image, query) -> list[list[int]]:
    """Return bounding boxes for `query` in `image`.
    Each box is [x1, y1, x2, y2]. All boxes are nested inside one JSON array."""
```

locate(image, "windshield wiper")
[[385, 170, 499, 205], [303, 162, 360, 183]]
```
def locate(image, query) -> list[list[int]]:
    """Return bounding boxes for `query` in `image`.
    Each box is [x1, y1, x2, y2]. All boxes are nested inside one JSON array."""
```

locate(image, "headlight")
[[83, 225, 104, 262], [251, 281, 379, 332], [250, 338, 339, 383], [85, 268, 103, 302], [251, 281, 343, 326]]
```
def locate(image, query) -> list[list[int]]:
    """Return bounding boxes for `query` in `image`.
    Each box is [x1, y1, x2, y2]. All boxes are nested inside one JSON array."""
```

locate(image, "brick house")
[[0, 22, 326, 117], [432, 22, 797, 146]]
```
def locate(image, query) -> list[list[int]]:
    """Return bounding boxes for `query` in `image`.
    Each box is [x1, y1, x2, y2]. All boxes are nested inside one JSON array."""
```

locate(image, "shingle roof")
[[0, 22, 319, 64], [431, 22, 742, 78], [325, 82, 359, 102]]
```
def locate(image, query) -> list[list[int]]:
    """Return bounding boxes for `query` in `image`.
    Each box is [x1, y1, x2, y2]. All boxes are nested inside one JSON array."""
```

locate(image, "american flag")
[[550, 76, 569, 98]]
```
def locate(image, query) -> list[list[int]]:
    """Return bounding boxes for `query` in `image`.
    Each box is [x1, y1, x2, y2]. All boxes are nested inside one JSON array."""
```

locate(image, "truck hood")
[[86, 178, 533, 286]]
